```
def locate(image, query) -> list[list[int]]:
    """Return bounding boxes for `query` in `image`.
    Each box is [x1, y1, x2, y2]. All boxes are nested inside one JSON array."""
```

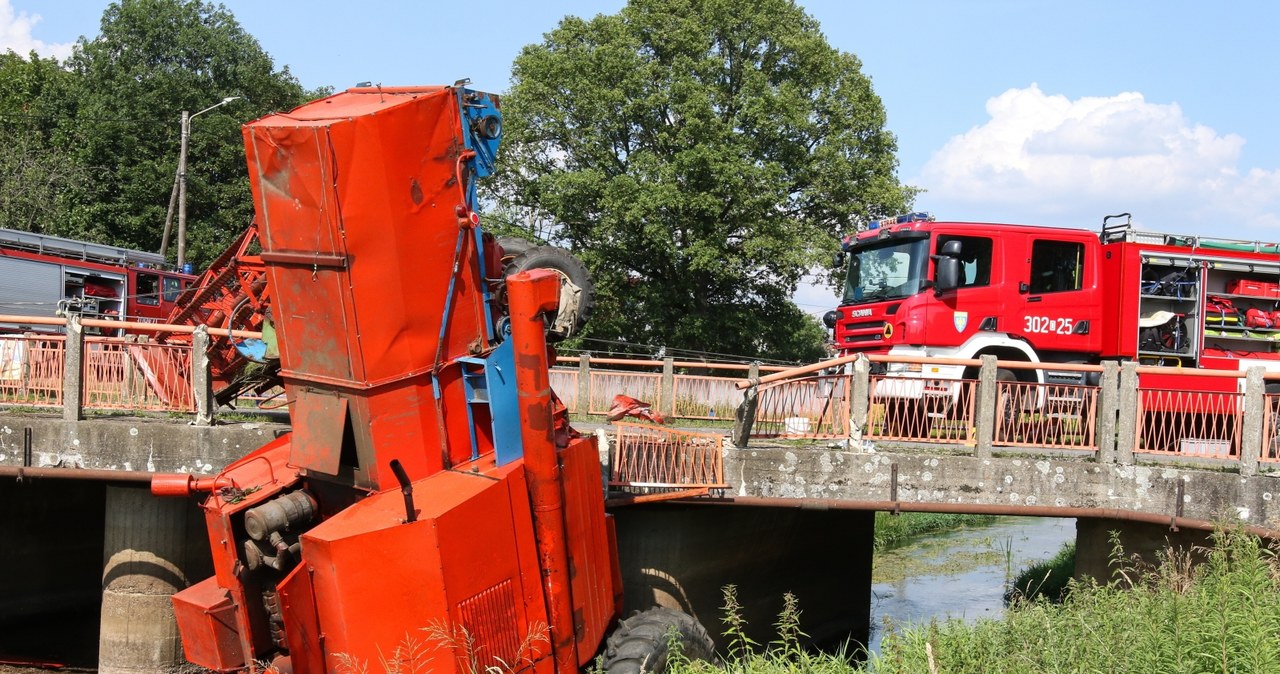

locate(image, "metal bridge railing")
[[0, 314, 252, 419], [751, 373, 850, 439], [996, 380, 1098, 451], [609, 422, 727, 498], [0, 335, 64, 407], [736, 353, 1280, 475]]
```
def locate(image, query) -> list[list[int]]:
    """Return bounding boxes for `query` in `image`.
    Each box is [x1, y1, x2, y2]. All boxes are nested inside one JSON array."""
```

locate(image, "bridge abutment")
[[1074, 517, 1213, 585], [612, 503, 874, 650], [98, 484, 211, 673]]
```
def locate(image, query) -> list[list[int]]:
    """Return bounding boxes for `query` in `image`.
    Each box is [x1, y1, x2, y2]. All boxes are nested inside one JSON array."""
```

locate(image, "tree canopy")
[[493, 0, 914, 362], [0, 0, 315, 266]]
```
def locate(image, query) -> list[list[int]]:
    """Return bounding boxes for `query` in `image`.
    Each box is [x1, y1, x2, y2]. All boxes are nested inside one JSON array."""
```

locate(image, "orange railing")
[[0, 334, 65, 407], [742, 354, 1280, 468], [83, 338, 195, 412], [867, 376, 976, 444], [551, 356, 783, 423], [1136, 387, 1241, 458], [996, 380, 1098, 450], [588, 370, 663, 415], [1263, 393, 1280, 464], [752, 373, 851, 439], [0, 313, 261, 415], [609, 422, 727, 495]]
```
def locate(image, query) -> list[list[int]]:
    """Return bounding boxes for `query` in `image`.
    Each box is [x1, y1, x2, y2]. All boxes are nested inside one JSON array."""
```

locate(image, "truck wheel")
[[506, 246, 594, 340], [602, 607, 715, 674]]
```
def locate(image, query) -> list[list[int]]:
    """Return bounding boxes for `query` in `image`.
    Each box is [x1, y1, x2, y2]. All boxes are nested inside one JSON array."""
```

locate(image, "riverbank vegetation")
[[667, 529, 1279, 674], [872, 512, 997, 551], [1006, 540, 1076, 603]]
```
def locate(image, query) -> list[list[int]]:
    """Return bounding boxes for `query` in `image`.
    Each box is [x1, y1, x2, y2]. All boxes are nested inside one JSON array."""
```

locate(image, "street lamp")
[[160, 96, 240, 269]]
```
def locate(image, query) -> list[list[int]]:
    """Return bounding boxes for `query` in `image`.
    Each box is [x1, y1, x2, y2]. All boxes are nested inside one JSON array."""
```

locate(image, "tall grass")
[[1005, 541, 1076, 604], [671, 529, 1280, 674]]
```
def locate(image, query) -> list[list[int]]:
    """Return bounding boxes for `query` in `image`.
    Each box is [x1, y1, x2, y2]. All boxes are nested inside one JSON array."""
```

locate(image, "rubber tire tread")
[[497, 235, 534, 260], [602, 607, 715, 674], [506, 245, 595, 338]]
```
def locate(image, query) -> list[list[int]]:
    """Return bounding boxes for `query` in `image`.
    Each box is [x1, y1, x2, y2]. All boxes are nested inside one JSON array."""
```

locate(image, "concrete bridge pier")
[[612, 503, 874, 651], [1074, 517, 1213, 585], [99, 485, 210, 673]]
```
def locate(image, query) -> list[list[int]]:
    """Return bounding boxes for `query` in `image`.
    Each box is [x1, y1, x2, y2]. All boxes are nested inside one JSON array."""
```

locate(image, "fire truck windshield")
[[842, 236, 929, 304]]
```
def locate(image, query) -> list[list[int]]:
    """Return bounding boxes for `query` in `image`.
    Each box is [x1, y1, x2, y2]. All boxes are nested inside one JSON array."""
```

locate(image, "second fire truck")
[[826, 212, 1280, 397]]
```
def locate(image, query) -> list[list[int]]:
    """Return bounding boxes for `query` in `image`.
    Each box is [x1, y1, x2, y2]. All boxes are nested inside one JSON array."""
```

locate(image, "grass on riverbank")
[[1006, 540, 1075, 604], [666, 529, 1280, 674], [872, 512, 997, 551]]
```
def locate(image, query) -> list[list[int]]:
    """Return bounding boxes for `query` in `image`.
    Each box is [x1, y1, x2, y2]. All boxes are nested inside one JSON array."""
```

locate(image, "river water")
[[868, 515, 1077, 653]]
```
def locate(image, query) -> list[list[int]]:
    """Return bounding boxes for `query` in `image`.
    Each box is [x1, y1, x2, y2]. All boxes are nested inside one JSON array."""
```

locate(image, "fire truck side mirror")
[[833, 251, 845, 268], [932, 239, 963, 294], [934, 257, 961, 294]]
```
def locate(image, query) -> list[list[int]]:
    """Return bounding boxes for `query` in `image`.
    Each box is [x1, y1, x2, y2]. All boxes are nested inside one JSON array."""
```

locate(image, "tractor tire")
[[506, 245, 594, 340], [497, 235, 534, 263], [602, 607, 715, 674]]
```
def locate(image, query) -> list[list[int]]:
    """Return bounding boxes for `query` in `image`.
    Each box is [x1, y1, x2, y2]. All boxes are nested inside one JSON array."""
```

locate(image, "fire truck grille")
[[842, 320, 887, 345], [458, 578, 521, 667]]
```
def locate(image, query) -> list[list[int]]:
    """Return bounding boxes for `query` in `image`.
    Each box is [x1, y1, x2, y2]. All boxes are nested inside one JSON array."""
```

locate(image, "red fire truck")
[[825, 212, 1280, 396], [0, 227, 195, 334]]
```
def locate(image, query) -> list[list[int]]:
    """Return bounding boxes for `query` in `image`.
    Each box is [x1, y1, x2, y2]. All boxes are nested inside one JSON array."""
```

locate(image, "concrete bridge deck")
[[1, 412, 1277, 670]]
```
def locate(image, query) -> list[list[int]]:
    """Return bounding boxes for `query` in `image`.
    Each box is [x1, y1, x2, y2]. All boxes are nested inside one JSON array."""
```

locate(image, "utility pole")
[[163, 96, 239, 268]]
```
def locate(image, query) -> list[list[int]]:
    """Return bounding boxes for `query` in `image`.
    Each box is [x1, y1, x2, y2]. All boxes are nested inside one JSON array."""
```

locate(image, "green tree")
[[0, 51, 86, 233], [494, 0, 913, 362], [61, 0, 314, 266]]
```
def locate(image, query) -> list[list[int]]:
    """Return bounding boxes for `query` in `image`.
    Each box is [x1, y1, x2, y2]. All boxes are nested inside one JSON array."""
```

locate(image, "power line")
[[570, 336, 802, 366]]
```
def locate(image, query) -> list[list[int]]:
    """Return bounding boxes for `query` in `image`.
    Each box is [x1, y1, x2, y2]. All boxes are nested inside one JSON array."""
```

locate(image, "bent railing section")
[[608, 422, 727, 500]]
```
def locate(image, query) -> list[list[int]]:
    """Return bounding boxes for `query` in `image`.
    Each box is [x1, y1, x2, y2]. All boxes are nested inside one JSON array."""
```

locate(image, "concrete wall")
[[0, 415, 282, 668], [724, 444, 1280, 533], [0, 415, 287, 474], [613, 503, 874, 651], [1074, 517, 1214, 585]]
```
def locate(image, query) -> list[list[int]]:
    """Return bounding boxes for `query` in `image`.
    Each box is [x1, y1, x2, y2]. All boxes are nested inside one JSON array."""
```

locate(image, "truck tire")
[[602, 607, 715, 674], [497, 235, 534, 263], [506, 245, 594, 340]]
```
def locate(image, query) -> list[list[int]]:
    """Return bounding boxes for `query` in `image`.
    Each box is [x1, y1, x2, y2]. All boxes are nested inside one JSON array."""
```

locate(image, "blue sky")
[[6, 0, 1280, 314]]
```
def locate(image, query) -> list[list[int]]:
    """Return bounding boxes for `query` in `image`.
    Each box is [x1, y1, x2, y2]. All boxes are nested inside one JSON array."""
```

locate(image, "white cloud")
[[0, 0, 74, 61], [918, 84, 1280, 235]]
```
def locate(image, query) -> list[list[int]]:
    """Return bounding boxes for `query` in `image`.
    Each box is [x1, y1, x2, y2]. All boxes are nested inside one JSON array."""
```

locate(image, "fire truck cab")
[[827, 213, 1280, 395]]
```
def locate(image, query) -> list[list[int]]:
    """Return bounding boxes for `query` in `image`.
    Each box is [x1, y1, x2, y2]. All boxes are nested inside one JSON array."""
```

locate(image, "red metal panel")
[[300, 462, 550, 673], [172, 576, 244, 671], [559, 436, 623, 664], [243, 86, 497, 488], [244, 88, 491, 389], [289, 389, 347, 476], [277, 564, 324, 674]]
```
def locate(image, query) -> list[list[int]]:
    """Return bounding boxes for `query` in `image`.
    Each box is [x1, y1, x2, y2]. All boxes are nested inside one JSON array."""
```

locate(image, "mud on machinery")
[[150, 85, 713, 673]]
